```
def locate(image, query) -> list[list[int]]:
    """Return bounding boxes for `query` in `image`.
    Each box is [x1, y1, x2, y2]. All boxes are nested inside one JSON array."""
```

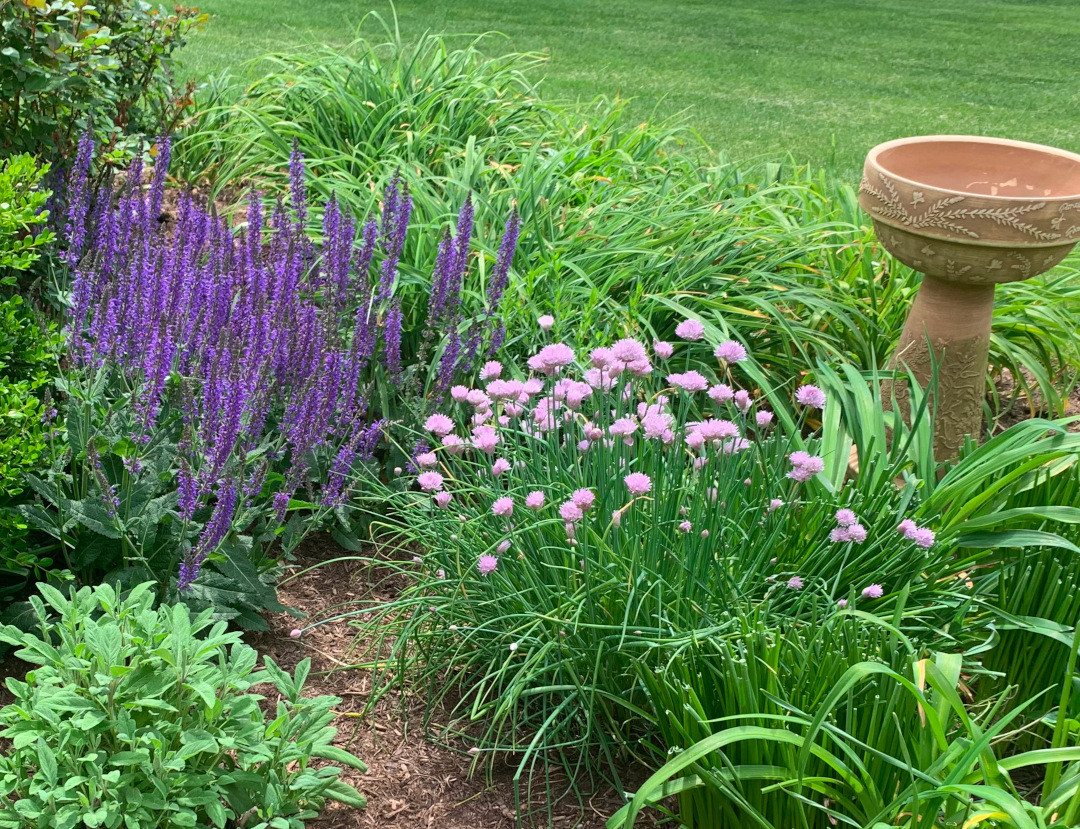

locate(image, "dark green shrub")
[[0, 582, 367, 828], [0, 0, 205, 159], [0, 153, 59, 595]]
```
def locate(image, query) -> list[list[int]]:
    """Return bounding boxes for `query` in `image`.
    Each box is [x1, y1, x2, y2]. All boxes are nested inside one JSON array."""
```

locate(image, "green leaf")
[[956, 529, 1080, 553], [36, 740, 57, 786], [324, 780, 367, 809], [311, 745, 368, 771]]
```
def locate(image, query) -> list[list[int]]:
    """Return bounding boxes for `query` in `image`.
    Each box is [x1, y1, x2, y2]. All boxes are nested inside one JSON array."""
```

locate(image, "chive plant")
[[340, 327, 960, 801]]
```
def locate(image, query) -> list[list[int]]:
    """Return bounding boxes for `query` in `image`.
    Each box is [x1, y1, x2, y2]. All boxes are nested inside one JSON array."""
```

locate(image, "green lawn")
[[182, 0, 1080, 181]]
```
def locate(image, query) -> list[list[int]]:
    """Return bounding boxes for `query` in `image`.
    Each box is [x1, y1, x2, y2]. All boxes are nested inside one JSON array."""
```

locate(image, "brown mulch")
[[988, 370, 1080, 435], [245, 534, 645, 829]]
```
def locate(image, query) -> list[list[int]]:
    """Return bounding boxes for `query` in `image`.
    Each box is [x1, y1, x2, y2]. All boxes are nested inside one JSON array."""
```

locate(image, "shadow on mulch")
[[246, 533, 647, 829]]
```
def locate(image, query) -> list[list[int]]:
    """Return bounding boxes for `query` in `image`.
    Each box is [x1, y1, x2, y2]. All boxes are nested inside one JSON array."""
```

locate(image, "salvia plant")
[[0, 581, 366, 829], [16, 133, 519, 620], [342, 323, 973, 802]]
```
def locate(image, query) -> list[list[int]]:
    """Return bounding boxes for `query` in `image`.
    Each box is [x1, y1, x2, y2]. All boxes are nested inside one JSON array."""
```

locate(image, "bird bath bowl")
[[858, 135, 1080, 460]]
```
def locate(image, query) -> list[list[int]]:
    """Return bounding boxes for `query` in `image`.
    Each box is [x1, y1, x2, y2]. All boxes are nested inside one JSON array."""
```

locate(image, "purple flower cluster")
[[60, 137, 520, 589]]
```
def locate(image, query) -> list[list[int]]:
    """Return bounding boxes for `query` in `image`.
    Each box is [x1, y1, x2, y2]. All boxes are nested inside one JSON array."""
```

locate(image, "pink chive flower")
[[572, 489, 596, 511], [755, 410, 774, 428], [289, 629, 302, 639], [583, 368, 619, 391], [836, 509, 858, 527], [609, 417, 638, 437], [424, 413, 455, 436], [733, 389, 752, 413], [610, 338, 649, 368], [492, 458, 512, 476], [624, 472, 652, 496], [667, 370, 709, 392], [768, 498, 784, 512], [492, 497, 514, 517], [911, 527, 936, 548], [417, 471, 444, 492], [466, 389, 492, 409], [416, 452, 438, 468], [642, 412, 674, 440], [434, 491, 452, 509], [577, 439, 590, 451], [480, 360, 503, 381], [471, 425, 500, 454], [787, 451, 824, 482], [708, 384, 735, 404], [497, 540, 511, 554], [787, 576, 804, 590], [436, 569, 446, 579], [526, 491, 546, 509], [538, 314, 555, 331], [685, 431, 706, 451], [675, 319, 705, 341], [611, 509, 623, 527], [451, 385, 470, 403], [590, 346, 615, 369], [441, 434, 466, 455], [653, 341, 674, 360], [700, 529, 709, 539], [836, 599, 848, 609], [678, 520, 692, 533], [690, 419, 739, 441], [559, 501, 584, 523], [795, 384, 827, 409], [830, 527, 852, 543], [527, 343, 575, 375], [713, 340, 748, 363], [897, 519, 935, 547], [862, 584, 884, 599], [478, 555, 498, 576], [722, 438, 751, 455], [486, 379, 524, 400]]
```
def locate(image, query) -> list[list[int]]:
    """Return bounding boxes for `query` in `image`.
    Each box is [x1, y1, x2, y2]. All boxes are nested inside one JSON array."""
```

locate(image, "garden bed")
[[243, 534, 642, 828]]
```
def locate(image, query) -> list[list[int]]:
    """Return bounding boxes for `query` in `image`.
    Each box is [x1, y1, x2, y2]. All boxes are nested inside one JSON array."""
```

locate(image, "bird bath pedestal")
[[858, 135, 1080, 460]]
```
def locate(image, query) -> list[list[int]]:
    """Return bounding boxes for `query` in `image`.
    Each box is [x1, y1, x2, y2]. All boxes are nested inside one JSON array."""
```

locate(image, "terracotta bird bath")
[[858, 135, 1080, 460]]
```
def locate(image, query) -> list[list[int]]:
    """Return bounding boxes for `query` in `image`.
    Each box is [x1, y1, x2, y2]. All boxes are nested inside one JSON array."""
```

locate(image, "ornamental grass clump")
[[29, 134, 518, 615], [359, 324, 963, 797]]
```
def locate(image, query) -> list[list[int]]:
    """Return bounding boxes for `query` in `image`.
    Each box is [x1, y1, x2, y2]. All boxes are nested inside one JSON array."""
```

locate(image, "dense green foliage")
[[1, 8, 1078, 828], [0, 582, 366, 829], [173, 30, 1080, 419], [0, 153, 59, 596], [0, 0, 205, 159]]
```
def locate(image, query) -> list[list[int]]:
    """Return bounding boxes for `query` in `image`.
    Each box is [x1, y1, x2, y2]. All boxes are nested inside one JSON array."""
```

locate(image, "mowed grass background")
[[181, 0, 1080, 181]]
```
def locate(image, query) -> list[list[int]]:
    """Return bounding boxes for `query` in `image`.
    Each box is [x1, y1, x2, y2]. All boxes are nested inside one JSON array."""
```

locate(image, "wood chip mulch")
[[246, 533, 645, 829]]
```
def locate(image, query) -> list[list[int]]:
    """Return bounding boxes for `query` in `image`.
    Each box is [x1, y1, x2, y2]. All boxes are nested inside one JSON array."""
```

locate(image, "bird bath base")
[[859, 135, 1080, 461]]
